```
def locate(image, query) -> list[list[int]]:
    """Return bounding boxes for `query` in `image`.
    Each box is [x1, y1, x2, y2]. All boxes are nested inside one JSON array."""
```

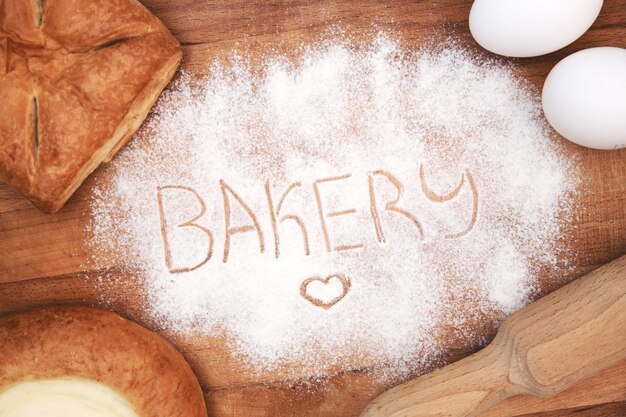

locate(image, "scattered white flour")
[[88, 35, 577, 377]]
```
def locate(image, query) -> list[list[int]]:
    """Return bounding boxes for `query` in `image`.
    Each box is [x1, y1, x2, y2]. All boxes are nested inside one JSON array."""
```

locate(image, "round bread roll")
[[0, 306, 207, 417]]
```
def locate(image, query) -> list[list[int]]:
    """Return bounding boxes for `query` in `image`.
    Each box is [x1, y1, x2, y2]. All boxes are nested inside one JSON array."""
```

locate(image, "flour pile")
[[89, 35, 576, 375]]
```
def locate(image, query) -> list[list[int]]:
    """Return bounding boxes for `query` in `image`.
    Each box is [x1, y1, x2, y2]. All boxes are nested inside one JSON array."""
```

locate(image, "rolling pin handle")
[[361, 255, 626, 417]]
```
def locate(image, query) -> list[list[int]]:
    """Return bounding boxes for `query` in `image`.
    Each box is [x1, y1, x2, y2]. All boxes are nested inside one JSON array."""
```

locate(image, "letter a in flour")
[[221, 180, 265, 262]]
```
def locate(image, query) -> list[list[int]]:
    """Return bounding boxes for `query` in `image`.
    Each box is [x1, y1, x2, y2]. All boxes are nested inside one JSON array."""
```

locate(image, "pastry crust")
[[0, 306, 207, 417], [0, 0, 182, 212]]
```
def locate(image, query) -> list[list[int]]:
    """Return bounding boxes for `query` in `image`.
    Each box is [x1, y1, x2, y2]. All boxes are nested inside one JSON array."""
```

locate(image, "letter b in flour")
[[157, 185, 214, 273]]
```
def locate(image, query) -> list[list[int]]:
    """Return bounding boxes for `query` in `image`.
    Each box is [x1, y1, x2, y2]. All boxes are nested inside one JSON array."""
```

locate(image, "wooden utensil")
[[361, 254, 626, 417]]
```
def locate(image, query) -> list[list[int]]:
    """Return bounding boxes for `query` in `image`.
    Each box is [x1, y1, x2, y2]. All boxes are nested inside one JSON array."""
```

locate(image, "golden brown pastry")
[[0, 0, 182, 212], [0, 306, 207, 417]]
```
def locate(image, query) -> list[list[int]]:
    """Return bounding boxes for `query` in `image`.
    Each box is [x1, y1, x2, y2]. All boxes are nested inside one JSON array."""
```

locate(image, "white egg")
[[469, 0, 603, 57], [542, 47, 626, 150]]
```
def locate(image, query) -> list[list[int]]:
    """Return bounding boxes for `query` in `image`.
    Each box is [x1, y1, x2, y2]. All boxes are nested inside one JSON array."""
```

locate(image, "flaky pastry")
[[0, 0, 182, 212]]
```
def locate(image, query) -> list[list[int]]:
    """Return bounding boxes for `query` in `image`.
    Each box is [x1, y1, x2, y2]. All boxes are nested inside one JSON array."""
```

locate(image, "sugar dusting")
[[88, 35, 577, 377]]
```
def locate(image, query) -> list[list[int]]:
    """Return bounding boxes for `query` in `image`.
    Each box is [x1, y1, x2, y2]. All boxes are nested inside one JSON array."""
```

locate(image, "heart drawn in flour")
[[300, 274, 351, 309]]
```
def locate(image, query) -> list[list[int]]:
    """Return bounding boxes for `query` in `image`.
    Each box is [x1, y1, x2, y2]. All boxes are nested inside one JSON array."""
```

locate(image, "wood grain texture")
[[1, 1, 625, 416]]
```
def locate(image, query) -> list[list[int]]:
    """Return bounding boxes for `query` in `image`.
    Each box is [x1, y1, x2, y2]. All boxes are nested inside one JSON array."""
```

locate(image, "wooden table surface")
[[1, 1, 625, 416]]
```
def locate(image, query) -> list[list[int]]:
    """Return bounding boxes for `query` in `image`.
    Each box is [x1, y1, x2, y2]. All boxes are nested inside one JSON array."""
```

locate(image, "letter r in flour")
[[156, 185, 214, 274], [313, 174, 364, 253], [368, 170, 424, 243]]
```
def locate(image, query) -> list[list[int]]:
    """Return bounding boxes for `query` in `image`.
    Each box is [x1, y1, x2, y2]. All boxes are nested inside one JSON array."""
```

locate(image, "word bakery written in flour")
[[156, 164, 479, 273], [89, 38, 575, 372]]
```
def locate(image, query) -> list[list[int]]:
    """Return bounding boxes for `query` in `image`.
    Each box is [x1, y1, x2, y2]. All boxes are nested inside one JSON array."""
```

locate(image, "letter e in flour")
[[313, 174, 364, 253]]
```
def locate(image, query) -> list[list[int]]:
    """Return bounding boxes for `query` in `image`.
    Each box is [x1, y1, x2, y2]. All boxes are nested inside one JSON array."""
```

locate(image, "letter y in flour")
[[419, 164, 478, 238]]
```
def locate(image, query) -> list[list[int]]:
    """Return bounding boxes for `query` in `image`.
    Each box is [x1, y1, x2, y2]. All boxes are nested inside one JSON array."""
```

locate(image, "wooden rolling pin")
[[361, 255, 626, 417]]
